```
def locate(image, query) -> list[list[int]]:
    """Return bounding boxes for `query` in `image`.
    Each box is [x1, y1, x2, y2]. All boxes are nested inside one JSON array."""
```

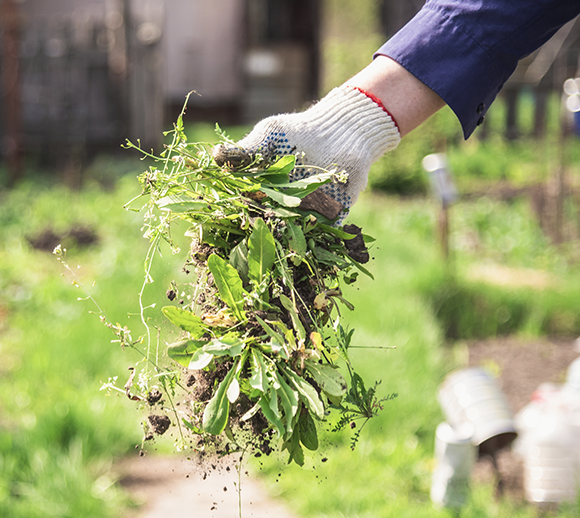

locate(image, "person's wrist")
[[346, 55, 445, 137]]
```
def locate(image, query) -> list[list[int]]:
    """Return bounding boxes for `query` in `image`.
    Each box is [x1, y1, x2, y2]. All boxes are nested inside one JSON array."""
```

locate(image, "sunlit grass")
[[254, 193, 580, 517], [1, 119, 580, 516]]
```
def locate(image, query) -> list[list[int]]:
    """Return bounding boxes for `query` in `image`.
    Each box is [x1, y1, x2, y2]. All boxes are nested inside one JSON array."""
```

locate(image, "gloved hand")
[[213, 85, 400, 221]]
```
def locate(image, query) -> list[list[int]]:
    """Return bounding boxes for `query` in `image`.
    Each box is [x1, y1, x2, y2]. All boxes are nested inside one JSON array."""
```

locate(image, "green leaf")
[[188, 349, 213, 370], [269, 207, 301, 219], [284, 369, 325, 419], [162, 306, 206, 338], [229, 241, 249, 284], [249, 349, 269, 393], [259, 391, 285, 436], [167, 340, 205, 367], [259, 186, 302, 207], [313, 247, 349, 268], [286, 221, 307, 258], [304, 360, 347, 397], [279, 294, 306, 341], [298, 411, 319, 451], [203, 363, 237, 435], [156, 195, 208, 213], [204, 336, 245, 357], [275, 371, 299, 433], [227, 378, 240, 403], [207, 254, 246, 321], [202, 228, 230, 249], [255, 316, 287, 352], [282, 429, 304, 466], [304, 215, 318, 234], [317, 223, 356, 240], [346, 255, 375, 280], [265, 155, 296, 176], [182, 418, 203, 434], [240, 402, 261, 422], [248, 218, 276, 284], [274, 240, 295, 288], [265, 172, 335, 198]]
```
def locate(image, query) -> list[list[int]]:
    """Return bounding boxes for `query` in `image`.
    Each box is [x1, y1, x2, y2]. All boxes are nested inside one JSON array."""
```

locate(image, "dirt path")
[[116, 454, 299, 518]]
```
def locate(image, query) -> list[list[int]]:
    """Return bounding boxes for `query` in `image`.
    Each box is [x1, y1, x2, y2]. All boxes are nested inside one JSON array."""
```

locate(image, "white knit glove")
[[214, 85, 400, 220]]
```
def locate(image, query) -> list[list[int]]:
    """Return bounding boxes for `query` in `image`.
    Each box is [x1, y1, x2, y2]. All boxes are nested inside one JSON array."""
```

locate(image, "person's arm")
[[214, 59, 446, 221], [377, 0, 580, 138], [215, 0, 580, 222], [345, 55, 446, 138]]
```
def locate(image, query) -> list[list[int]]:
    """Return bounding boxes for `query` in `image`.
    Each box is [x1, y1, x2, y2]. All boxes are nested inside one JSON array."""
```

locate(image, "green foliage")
[[426, 276, 580, 340], [3, 140, 580, 516], [120, 114, 388, 465], [321, 0, 384, 93]]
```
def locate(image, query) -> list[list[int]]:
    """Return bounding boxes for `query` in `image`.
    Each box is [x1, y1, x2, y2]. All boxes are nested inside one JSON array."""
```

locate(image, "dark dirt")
[[342, 223, 369, 264], [186, 359, 232, 403], [147, 389, 163, 406], [297, 189, 344, 220], [186, 370, 216, 403], [148, 415, 171, 435], [466, 335, 579, 501]]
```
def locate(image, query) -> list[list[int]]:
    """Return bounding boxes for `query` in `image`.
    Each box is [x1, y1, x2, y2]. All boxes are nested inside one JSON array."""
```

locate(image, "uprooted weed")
[[58, 98, 392, 468]]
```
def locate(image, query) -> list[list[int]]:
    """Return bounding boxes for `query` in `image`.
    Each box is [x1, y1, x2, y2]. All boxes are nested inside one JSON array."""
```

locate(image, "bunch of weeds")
[[74, 97, 389, 465]]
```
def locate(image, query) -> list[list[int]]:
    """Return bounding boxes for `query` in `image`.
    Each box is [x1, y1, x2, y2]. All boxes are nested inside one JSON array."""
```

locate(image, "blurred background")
[[2, 1, 580, 517], [0, 0, 428, 184]]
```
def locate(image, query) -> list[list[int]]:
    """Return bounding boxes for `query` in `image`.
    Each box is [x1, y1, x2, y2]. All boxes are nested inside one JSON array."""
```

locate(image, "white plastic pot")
[[438, 367, 517, 455], [431, 422, 476, 509]]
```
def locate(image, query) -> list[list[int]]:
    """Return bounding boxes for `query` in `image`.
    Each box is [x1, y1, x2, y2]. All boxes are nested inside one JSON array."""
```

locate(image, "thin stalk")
[[139, 234, 161, 378]]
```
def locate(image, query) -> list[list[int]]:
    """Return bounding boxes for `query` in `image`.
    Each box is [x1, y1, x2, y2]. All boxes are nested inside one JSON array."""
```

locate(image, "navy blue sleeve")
[[376, 0, 580, 138]]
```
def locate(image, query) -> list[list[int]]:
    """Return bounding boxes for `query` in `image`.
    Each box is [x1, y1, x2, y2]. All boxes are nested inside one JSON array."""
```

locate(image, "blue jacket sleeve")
[[376, 0, 580, 138]]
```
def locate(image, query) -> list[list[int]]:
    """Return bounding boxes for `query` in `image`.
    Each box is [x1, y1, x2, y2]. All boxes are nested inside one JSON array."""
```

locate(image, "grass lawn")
[[0, 175, 154, 517], [254, 193, 580, 518], [1, 118, 580, 517]]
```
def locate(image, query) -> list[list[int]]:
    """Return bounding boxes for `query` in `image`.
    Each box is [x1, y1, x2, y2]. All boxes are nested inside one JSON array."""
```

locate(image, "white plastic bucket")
[[515, 380, 580, 504], [431, 422, 476, 509], [438, 367, 517, 455], [522, 411, 580, 503]]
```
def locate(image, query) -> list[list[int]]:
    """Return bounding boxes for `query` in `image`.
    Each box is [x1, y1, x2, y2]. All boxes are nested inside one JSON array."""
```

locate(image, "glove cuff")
[[305, 85, 401, 162]]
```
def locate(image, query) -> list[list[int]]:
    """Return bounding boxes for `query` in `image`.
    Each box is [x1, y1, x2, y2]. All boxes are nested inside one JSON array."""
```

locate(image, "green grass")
[[0, 175, 157, 517], [2, 118, 580, 517], [253, 193, 580, 517]]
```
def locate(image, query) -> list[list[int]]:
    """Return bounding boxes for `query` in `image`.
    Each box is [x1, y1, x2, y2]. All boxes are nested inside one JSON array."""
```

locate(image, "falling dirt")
[[116, 454, 300, 518], [148, 415, 171, 436]]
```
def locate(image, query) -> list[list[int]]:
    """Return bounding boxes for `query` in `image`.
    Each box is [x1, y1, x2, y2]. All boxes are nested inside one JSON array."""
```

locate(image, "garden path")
[[117, 454, 299, 518]]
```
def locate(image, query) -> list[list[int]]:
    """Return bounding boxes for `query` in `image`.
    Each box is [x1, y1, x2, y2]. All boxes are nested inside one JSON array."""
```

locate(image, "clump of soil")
[[148, 415, 171, 435], [147, 389, 163, 405], [343, 224, 369, 264], [186, 360, 232, 402]]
